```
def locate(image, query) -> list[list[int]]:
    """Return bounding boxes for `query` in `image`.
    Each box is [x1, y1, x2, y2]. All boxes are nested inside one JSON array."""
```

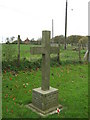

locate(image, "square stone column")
[[33, 87, 58, 110]]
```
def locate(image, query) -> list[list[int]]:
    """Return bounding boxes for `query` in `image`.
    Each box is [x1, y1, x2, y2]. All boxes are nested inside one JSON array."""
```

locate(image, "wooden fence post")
[[78, 43, 81, 62], [17, 35, 20, 66], [57, 42, 60, 64]]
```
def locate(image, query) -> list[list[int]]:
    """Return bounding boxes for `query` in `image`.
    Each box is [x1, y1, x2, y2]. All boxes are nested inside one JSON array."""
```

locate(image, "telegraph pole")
[[64, 0, 68, 50], [52, 19, 54, 39], [52, 19, 54, 44], [88, 2, 90, 63]]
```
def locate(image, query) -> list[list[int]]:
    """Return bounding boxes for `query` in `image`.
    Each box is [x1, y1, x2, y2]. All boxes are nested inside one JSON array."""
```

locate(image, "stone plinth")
[[28, 87, 62, 115], [27, 31, 62, 116]]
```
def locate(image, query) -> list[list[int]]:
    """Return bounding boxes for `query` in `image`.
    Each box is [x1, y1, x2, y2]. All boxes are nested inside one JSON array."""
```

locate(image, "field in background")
[[2, 44, 86, 62]]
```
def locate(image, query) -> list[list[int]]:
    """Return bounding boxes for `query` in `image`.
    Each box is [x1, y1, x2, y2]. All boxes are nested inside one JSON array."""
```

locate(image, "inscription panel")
[[32, 88, 58, 111]]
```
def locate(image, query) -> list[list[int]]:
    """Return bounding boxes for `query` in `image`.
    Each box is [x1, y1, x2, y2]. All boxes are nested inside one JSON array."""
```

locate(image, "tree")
[[6, 37, 10, 44], [53, 35, 65, 44], [68, 35, 82, 46], [37, 38, 42, 45], [79, 36, 88, 49], [6, 36, 15, 44], [10, 36, 15, 43], [12, 38, 22, 44]]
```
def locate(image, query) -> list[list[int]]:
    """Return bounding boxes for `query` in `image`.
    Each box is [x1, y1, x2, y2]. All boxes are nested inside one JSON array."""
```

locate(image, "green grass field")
[[2, 44, 86, 62], [2, 44, 88, 118]]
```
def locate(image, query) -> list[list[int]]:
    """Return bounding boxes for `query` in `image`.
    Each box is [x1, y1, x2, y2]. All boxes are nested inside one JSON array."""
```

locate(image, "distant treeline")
[[5, 35, 88, 47]]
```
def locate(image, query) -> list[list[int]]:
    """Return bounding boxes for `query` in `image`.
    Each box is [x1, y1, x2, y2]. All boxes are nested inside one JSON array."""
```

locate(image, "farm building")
[[24, 38, 30, 44]]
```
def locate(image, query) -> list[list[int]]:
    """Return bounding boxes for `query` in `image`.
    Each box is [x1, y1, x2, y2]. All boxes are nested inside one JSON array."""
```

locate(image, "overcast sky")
[[0, 0, 89, 43]]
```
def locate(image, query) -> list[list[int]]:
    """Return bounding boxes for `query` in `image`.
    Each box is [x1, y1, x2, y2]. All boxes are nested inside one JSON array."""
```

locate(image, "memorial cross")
[[30, 31, 59, 91]]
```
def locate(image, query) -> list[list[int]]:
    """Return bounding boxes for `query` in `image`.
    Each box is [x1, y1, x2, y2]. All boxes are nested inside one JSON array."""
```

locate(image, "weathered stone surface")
[[30, 31, 59, 91], [27, 103, 62, 116], [32, 87, 58, 111], [30, 46, 59, 55], [28, 31, 61, 116]]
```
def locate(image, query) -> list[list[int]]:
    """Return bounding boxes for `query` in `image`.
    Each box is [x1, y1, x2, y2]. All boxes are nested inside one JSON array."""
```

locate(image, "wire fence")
[[2, 43, 87, 63]]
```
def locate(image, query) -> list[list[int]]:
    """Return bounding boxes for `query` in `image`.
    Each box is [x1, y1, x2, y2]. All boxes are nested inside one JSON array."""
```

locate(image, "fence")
[[2, 43, 87, 63]]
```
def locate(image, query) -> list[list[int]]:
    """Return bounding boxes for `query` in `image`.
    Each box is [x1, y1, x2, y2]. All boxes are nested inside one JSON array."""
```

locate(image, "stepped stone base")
[[26, 87, 62, 116]]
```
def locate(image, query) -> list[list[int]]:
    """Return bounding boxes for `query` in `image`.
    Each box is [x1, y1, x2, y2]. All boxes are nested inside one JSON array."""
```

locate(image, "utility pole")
[[88, 2, 90, 63], [52, 19, 54, 39], [64, 0, 68, 50], [52, 19, 54, 44]]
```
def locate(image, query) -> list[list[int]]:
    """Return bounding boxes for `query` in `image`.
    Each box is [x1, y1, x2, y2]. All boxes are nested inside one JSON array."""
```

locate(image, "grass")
[[2, 63, 88, 118], [2, 44, 42, 61], [2, 44, 86, 62], [2, 44, 88, 118]]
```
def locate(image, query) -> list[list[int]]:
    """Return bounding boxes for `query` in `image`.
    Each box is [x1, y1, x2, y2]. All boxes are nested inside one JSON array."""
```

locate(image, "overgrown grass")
[[2, 44, 42, 61], [2, 44, 86, 71], [2, 44, 88, 118], [2, 63, 88, 118], [2, 44, 86, 62]]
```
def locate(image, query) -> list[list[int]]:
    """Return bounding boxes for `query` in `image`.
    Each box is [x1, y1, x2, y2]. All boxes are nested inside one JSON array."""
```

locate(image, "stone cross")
[[28, 31, 62, 115], [30, 31, 59, 91]]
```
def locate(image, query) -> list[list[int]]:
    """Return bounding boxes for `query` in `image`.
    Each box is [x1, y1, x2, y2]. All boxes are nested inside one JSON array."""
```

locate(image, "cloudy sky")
[[0, 0, 89, 43]]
